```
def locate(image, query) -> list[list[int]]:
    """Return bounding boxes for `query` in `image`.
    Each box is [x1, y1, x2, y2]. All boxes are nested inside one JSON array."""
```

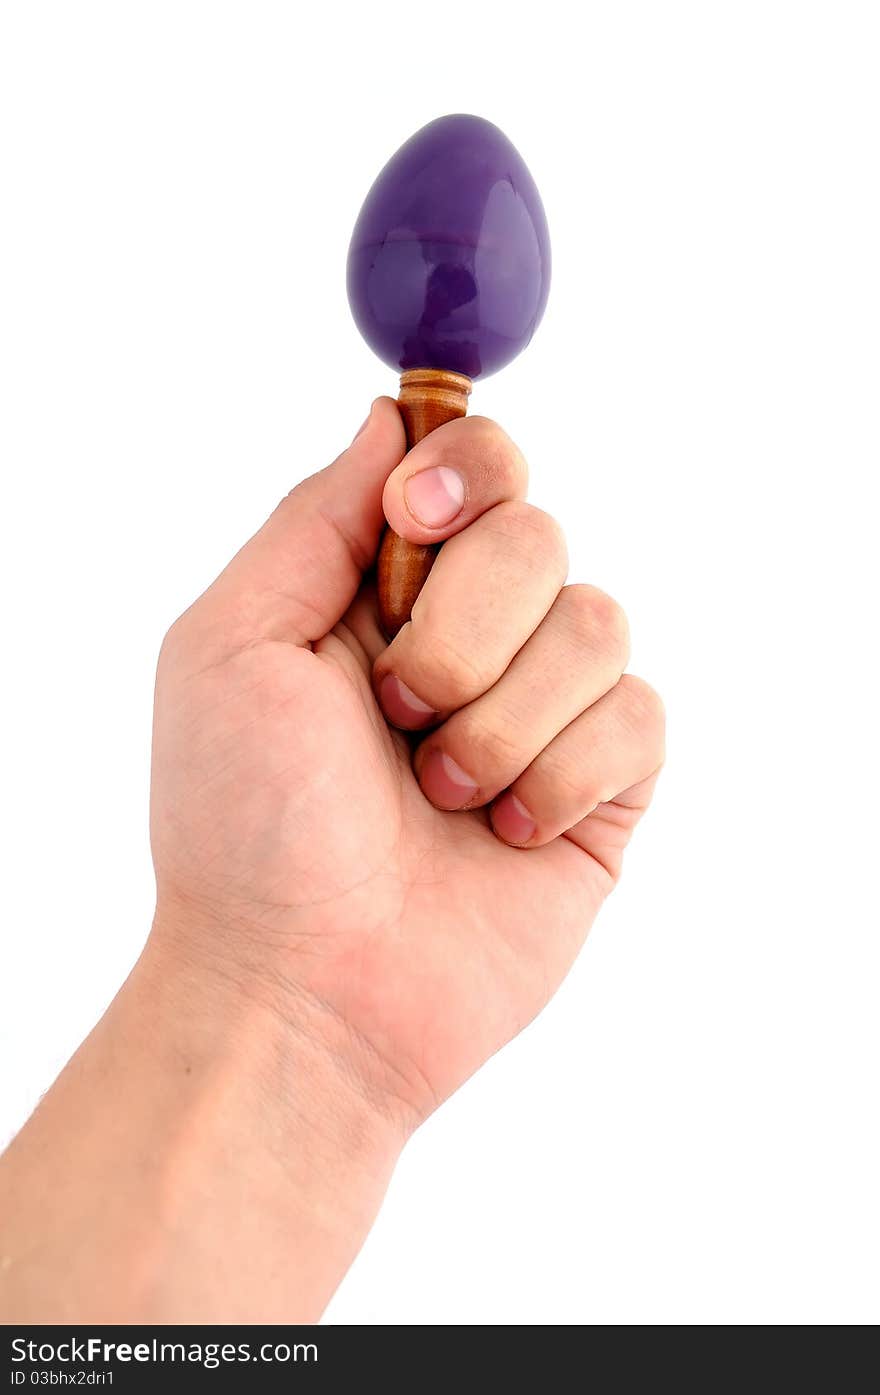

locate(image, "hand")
[[150, 399, 664, 1127], [0, 400, 664, 1324]]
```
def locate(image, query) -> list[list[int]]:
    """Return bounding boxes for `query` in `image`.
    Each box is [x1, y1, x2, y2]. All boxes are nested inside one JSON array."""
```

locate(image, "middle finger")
[[374, 500, 567, 728]]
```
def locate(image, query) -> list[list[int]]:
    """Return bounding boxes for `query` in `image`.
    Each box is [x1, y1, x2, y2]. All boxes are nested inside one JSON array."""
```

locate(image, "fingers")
[[374, 500, 568, 727], [335, 415, 530, 669], [563, 771, 663, 881], [413, 585, 630, 809], [370, 407, 662, 859], [490, 675, 666, 848], [381, 416, 528, 544], [196, 398, 407, 650], [367, 409, 663, 862]]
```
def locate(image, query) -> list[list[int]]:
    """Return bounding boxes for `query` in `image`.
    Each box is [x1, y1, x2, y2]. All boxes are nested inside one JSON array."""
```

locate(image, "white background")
[[1, 1, 878, 1324]]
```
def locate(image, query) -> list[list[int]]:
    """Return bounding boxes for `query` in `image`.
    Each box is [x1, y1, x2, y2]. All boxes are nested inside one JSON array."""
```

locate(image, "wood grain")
[[377, 368, 471, 638]]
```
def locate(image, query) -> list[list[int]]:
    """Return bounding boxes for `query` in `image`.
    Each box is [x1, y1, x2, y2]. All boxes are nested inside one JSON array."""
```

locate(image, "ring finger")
[[413, 584, 630, 809]]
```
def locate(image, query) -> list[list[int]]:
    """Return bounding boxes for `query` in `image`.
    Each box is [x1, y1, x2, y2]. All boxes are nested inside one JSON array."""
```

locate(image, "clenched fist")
[[151, 399, 664, 1124], [0, 398, 664, 1324]]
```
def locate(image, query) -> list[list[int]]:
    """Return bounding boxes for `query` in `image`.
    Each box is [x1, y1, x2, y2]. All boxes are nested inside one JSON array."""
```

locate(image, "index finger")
[[381, 415, 529, 545]]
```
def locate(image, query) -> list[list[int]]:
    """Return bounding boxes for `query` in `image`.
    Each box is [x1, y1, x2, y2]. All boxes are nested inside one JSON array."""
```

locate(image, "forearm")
[[0, 930, 406, 1323]]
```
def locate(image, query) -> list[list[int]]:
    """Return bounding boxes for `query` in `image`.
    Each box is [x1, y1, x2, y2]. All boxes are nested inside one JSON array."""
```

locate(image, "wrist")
[[0, 920, 407, 1323], [149, 891, 433, 1132], [126, 925, 408, 1319], [146, 897, 423, 1139]]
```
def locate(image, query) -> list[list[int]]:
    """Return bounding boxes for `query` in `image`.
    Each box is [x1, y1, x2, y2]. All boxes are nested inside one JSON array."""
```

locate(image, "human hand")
[[150, 400, 664, 1129], [0, 401, 664, 1324]]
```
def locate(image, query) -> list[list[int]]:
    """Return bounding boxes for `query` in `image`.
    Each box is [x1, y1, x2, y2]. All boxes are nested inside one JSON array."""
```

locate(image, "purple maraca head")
[[347, 114, 550, 381]]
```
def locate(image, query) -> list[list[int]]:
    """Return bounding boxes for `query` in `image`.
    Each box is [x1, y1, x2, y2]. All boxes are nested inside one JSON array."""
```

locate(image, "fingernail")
[[419, 749, 479, 810], [404, 466, 466, 528], [491, 793, 537, 846], [353, 403, 374, 441], [379, 674, 438, 730]]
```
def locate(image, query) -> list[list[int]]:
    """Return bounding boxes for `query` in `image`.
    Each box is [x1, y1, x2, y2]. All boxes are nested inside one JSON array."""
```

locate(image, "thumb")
[[212, 397, 406, 646]]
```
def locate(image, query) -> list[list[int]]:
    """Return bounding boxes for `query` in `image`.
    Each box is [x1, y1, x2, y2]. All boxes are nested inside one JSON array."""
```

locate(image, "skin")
[[0, 400, 664, 1321]]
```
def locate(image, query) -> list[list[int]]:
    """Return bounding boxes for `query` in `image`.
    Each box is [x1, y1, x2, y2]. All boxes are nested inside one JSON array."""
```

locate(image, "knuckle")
[[411, 628, 494, 703], [618, 674, 666, 737], [460, 416, 528, 492], [534, 750, 602, 813], [457, 714, 525, 775], [483, 500, 568, 572], [561, 584, 630, 666]]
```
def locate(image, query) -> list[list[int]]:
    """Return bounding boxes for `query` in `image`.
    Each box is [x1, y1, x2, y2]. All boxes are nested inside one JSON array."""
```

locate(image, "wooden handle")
[[377, 368, 472, 638]]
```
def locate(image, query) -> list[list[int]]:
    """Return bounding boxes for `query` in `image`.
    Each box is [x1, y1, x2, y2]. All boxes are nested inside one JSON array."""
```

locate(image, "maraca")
[[347, 114, 551, 637]]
